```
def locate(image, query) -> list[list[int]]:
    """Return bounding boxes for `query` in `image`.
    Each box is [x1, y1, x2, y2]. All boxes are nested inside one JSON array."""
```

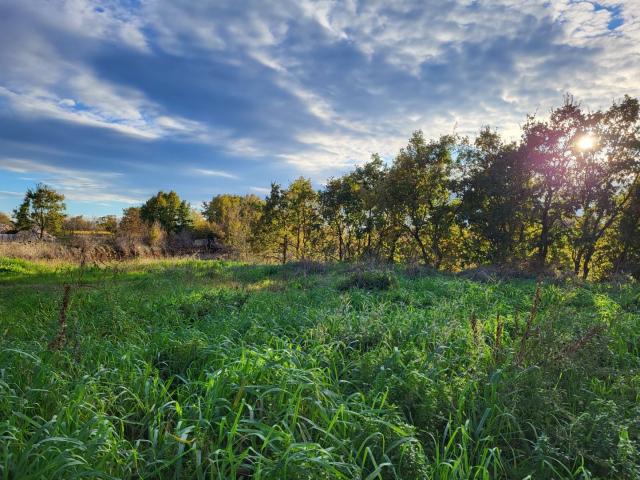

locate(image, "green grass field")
[[1, 258, 639, 479]]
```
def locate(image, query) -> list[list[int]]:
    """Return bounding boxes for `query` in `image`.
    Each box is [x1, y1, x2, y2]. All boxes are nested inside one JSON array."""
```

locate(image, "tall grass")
[[1, 258, 639, 478]]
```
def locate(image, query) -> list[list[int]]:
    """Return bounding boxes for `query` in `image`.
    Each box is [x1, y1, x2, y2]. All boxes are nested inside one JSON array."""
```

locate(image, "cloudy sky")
[[1, 0, 639, 216]]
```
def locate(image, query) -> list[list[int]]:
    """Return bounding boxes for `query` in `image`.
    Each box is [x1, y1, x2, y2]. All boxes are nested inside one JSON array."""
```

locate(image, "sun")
[[577, 134, 595, 151]]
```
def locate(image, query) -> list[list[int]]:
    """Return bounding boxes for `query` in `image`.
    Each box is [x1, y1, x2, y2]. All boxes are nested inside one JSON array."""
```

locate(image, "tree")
[[458, 128, 531, 264], [13, 184, 66, 238], [522, 97, 584, 270], [319, 177, 348, 261], [119, 207, 145, 237], [255, 183, 291, 263], [13, 196, 32, 231], [202, 194, 263, 257], [189, 209, 213, 238], [566, 96, 640, 278], [345, 155, 388, 260], [611, 180, 640, 278], [140, 191, 191, 233], [253, 180, 319, 263], [386, 132, 457, 268], [97, 215, 118, 234], [64, 215, 95, 233], [286, 177, 320, 260]]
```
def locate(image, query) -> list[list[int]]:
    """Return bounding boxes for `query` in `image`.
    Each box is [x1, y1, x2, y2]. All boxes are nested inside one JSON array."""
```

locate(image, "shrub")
[[338, 269, 396, 291], [147, 221, 167, 249]]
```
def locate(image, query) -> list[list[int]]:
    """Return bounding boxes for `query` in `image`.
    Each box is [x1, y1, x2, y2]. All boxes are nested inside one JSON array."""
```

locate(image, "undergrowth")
[[1, 259, 639, 479]]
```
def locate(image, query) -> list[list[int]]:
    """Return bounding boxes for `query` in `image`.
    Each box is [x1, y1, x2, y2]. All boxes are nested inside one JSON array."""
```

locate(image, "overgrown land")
[[1, 257, 639, 479]]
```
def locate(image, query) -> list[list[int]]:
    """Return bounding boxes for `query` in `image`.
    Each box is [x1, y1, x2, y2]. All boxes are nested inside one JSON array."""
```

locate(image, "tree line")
[[3, 96, 639, 279]]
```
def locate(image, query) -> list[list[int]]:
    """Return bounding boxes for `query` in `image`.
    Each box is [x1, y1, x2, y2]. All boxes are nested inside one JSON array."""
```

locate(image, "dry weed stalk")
[[561, 325, 606, 357], [49, 284, 71, 350], [493, 313, 503, 361], [470, 311, 480, 347], [516, 283, 541, 365]]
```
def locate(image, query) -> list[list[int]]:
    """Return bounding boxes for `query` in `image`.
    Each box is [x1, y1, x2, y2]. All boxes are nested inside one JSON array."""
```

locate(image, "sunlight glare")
[[577, 134, 595, 151]]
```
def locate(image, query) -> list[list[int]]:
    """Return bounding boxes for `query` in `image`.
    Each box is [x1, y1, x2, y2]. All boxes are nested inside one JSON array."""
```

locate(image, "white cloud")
[[249, 186, 271, 194], [0, 190, 22, 198], [132, 0, 640, 172], [18, 0, 149, 52], [0, 157, 143, 205], [191, 168, 239, 179], [1, 0, 640, 194]]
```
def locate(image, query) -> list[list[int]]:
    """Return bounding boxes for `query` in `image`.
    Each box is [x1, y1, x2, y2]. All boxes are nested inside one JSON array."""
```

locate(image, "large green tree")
[[458, 128, 531, 264], [13, 184, 66, 238], [140, 191, 191, 233], [255, 183, 291, 263], [286, 177, 320, 260], [202, 194, 263, 256], [319, 155, 387, 261], [566, 96, 640, 278], [522, 98, 584, 269], [386, 132, 457, 268]]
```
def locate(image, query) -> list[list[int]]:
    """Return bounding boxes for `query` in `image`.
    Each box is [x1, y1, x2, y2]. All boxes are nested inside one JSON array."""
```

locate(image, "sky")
[[1, 0, 639, 217]]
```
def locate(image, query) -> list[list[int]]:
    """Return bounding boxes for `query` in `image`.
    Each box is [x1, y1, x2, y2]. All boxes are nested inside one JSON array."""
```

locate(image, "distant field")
[[1, 258, 639, 479]]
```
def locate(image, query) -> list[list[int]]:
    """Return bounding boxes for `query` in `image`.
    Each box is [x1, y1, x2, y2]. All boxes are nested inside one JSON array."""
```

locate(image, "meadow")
[[1, 257, 639, 479]]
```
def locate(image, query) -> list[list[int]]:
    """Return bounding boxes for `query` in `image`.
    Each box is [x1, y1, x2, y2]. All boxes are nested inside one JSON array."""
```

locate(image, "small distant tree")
[[319, 177, 351, 261], [118, 207, 147, 240], [13, 197, 32, 231], [13, 184, 66, 238], [140, 191, 191, 233], [64, 215, 94, 233], [97, 215, 118, 234], [189, 209, 213, 238]]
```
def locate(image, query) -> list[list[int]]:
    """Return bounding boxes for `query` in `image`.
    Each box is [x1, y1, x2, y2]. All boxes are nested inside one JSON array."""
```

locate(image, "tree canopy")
[[140, 191, 191, 233], [13, 183, 66, 238], [8, 96, 640, 280]]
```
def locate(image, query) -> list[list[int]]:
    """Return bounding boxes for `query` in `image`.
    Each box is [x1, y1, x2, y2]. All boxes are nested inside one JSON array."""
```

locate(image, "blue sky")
[[1, 0, 639, 217]]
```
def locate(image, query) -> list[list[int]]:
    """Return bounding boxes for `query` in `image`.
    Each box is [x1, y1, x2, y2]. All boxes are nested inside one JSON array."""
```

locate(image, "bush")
[[338, 270, 396, 291]]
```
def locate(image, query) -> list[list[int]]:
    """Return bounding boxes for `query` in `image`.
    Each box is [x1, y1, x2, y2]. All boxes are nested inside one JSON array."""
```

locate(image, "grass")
[[1, 257, 639, 479]]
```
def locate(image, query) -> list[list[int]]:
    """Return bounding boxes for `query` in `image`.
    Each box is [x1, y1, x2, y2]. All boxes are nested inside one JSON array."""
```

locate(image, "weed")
[[338, 270, 396, 291], [1, 259, 639, 479]]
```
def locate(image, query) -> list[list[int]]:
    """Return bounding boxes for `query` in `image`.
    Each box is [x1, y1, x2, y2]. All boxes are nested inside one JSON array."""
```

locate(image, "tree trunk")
[[431, 232, 443, 270], [537, 207, 551, 270], [573, 250, 583, 275], [282, 234, 288, 264], [412, 229, 430, 265], [582, 247, 595, 280], [613, 247, 628, 274]]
